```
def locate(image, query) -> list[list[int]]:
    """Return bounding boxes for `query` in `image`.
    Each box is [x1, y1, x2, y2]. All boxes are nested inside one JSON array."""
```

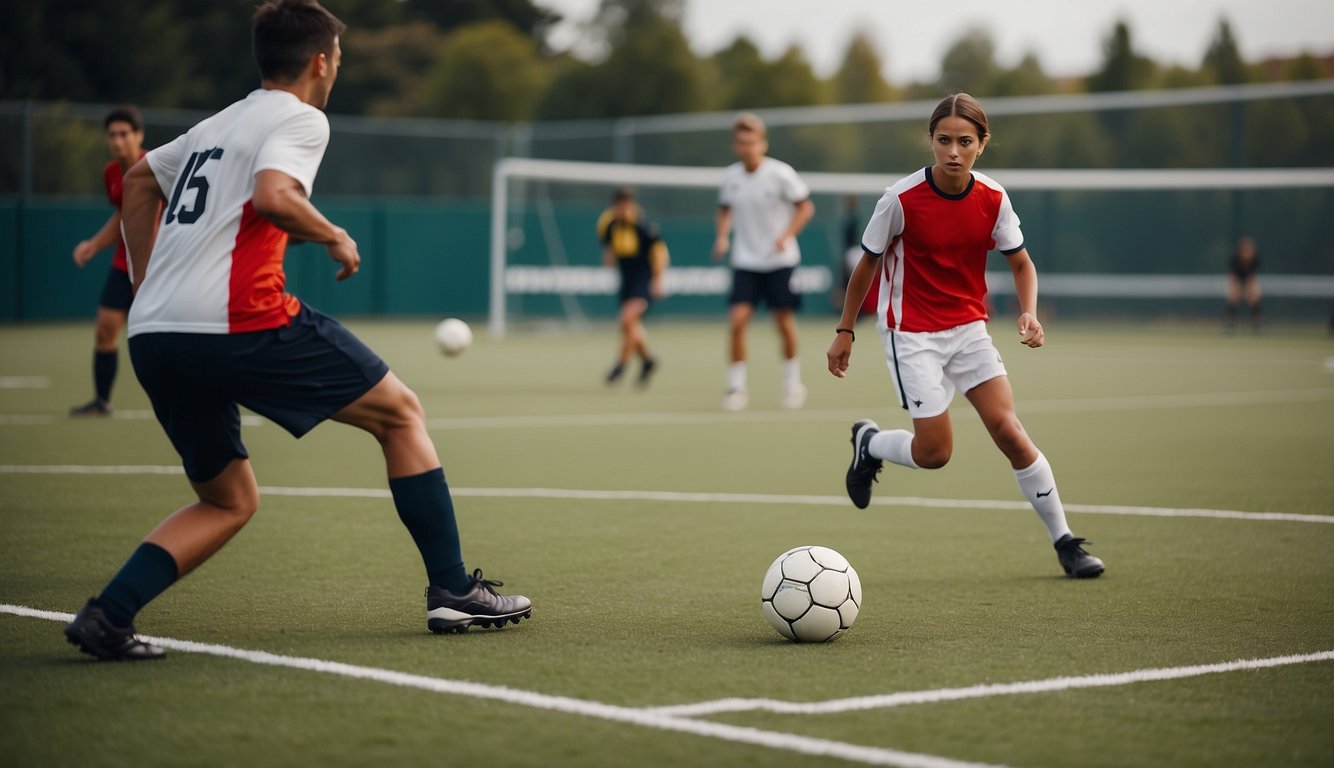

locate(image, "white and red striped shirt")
[[861, 167, 1024, 333], [128, 89, 328, 337]]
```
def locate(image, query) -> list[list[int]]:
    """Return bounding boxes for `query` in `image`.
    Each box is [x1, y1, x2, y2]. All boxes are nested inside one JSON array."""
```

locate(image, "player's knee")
[[991, 418, 1031, 460], [915, 447, 951, 469]]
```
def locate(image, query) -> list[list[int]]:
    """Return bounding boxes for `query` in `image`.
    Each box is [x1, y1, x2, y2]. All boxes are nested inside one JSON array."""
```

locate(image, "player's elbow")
[[250, 184, 289, 222]]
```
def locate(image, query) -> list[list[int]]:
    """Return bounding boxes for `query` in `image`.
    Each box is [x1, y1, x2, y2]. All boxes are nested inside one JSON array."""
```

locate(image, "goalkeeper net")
[[489, 158, 1334, 337]]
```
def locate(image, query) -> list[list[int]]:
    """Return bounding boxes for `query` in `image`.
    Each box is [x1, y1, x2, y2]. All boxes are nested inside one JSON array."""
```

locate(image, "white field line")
[[2, 387, 1327, 430], [0, 604, 1000, 768], [644, 650, 1334, 717], [0, 410, 265, 426], [0, 465, 1329, 525], [0, 376, 50, 389], [420, 387, 1334, 430]]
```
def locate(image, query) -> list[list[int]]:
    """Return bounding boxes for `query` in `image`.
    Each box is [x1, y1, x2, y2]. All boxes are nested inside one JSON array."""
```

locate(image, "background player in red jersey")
[[828, 93, 1104, 579], [69, 106, 146, 416]]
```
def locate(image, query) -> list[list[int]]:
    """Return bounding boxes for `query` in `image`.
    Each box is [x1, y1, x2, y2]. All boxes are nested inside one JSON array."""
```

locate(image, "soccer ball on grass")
[[434, 318, 473, 357], [761, 546, 861, 642]]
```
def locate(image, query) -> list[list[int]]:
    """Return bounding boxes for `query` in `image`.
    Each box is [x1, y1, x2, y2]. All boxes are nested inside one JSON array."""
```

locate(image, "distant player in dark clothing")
[[1224, 236, 1261, 332], [598, 187, 667, 386]]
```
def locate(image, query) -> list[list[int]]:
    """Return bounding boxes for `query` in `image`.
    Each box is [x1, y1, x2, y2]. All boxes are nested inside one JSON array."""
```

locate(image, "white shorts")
[[879, 320, 1007, 418]]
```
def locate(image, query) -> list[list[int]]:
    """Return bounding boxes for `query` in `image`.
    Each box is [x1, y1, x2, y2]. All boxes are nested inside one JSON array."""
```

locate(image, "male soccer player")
[[598, 187, 667, 386], [713, 113, 814, 410], [63, 0, 530, 662], [69, 106, 147, 416]]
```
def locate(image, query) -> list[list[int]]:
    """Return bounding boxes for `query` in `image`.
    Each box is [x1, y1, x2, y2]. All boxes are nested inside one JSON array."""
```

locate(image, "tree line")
[[2, 0, 1332, 178]]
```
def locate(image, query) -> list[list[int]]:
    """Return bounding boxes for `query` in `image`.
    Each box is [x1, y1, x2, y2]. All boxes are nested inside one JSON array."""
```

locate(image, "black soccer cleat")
[[846, 419, 883, 510], [426, 569, 532, 633], [69, 399, 112, 417], [1054, 534, 1105, 579], [636, 356, 657, 388], [606, 363, 625, 385], [64, 598, 165, 661]]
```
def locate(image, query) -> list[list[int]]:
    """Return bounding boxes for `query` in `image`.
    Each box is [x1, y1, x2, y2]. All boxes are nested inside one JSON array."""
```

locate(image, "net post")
[[489, 158, 510, 339]]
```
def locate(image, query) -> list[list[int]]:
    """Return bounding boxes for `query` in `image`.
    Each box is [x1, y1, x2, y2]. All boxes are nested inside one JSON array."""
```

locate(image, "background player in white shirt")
[[827, 93, 1103, 579], [713, 113, 815, 410], [63, 0, 529, 662]]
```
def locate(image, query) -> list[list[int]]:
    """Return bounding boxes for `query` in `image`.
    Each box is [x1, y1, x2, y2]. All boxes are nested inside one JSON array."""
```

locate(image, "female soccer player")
[[827, 93, 1104, 579]]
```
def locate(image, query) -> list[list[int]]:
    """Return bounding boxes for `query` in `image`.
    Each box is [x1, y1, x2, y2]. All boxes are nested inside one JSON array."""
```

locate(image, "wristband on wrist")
[[835, 327, 855, 341]]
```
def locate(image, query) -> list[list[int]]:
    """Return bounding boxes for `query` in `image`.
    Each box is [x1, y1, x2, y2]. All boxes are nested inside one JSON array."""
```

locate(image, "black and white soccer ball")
[[761, 545, 861, 642]]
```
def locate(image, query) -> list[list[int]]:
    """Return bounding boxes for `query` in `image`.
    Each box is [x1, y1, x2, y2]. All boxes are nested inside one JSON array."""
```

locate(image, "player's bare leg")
[[724, 303, 752, 409], [966, 376, 1102, 578], [847, 412, 952, 508], [609, 299, 651, 384], [144, 457, 260, 575], [333, 372, 531, 629], [774, 308, 805, 408], [65, 458, 257, 661]]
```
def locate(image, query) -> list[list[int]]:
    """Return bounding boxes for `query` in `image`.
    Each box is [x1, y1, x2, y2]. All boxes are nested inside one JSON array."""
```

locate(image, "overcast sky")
[[541, 0, 1334, 83]]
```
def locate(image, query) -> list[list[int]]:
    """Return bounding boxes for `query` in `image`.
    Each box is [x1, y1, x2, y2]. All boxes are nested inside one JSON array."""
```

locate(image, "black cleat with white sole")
[[64, 598, 165, 661], [426, 569, 531, 633], [1054, 534, 1105, 579], [846, 419, 883, 509]]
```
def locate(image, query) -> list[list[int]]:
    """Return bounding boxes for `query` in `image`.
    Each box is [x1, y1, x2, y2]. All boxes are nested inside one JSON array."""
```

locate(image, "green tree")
[[938, 27, 998, 95], [337, 22, 444, 116], [990, 53, 1052, 97], [1087, 20, 1156, 92], [1202, 18, 1249, 85], [398, 0, 560, 49], [831, 33, 894, 104], [417, 21, 548, 121], [537, 0, 704, 119]]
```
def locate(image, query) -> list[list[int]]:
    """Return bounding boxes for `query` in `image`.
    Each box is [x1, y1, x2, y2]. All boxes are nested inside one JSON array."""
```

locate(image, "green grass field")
[[2, 318, 1332, 768]]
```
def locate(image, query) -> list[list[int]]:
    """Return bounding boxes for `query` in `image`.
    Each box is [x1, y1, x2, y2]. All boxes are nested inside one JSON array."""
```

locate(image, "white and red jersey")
[[128, 89, 329, 337], [861, 167, 1024, 333], [719, 157, 809, 272]]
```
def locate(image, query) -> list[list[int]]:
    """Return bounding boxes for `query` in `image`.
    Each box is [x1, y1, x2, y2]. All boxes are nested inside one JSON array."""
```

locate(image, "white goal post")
[[489, 158, 1334, 338]]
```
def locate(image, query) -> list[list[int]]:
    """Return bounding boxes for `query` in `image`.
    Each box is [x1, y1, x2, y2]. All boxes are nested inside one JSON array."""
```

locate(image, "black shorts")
[[619, 273, 653, 305], [99, 266, 133, 311], [129, 303, 390, 483], [728, 267, 801, 310]]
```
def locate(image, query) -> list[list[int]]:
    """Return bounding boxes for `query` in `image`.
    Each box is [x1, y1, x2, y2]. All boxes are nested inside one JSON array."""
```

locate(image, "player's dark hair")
[[611, 186, 635, 203], [252, 0, 345, 83], [928, 93, 990, 140], [104, 105, 143, 132]]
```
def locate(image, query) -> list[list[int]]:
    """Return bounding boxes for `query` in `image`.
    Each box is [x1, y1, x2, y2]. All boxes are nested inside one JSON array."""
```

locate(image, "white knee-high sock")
[[782, 358, 801, 388], [1014, 452, 1072, 543], [869, 429, 918, 469], [727, 362, 747, 392]]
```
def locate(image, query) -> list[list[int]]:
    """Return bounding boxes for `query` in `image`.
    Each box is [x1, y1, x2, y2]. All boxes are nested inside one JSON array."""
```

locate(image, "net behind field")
[[492, 159, 1334, 334]]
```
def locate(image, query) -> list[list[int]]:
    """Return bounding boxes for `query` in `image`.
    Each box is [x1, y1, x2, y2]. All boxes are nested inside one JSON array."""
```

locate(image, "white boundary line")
[[419, 388, 1334, 430], [2, 387, 1328, 430], [1, 465, 1329, 525], [644, 650, 1334, 717], [0, 603, 999, 768], [6, 603, 1332, 765]]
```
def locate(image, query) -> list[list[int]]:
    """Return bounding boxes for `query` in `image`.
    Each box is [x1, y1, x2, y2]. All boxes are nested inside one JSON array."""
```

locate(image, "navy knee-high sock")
[[94, 350, 117, 403], [97, 542, 180, 627], [389, 468, 469, 593]]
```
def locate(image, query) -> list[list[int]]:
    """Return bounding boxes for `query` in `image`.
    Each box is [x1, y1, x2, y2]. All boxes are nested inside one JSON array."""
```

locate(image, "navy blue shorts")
[[729, 267, 801, 310], [619, 273, 653, 305], [99, 267, 133, 311], [129, 304, 390, 483]]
